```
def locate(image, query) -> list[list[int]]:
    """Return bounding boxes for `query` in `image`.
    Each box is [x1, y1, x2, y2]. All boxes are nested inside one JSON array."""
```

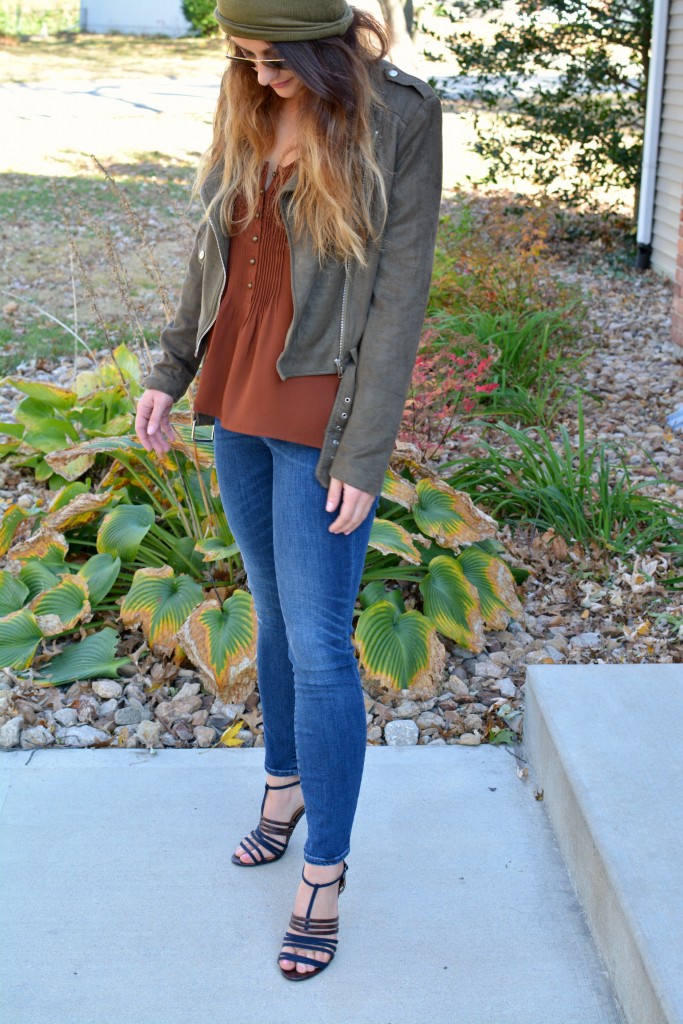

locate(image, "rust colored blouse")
[[193, 162, 340, 449]]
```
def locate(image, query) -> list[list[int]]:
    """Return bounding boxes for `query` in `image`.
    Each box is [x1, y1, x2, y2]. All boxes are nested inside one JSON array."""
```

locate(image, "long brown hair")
[[194, 9, 389, 266]]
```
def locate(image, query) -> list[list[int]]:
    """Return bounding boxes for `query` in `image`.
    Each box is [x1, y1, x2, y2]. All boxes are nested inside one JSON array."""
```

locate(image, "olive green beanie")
[[214, 0, 354, 41]]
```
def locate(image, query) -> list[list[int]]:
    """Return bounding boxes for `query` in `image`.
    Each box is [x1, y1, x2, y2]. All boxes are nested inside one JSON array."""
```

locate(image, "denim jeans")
[[213, 421, 380, 866]]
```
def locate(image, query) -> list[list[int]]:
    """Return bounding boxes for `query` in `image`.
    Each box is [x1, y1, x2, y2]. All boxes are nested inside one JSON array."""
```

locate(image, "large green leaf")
[[35, 627, 130, 686], [18, 560, 63, 601], [419, 554, 485, 649], [31, 575, 92, 636], [412, 478, 498, 551], [74, 553, 122, 606], [120, 566, 203, 655], [354, 599, 443, 692], [0, 377, 77, 410], [23, 418, 80, 455], [368, 518, 426, 565], [0, 572, 29, 616], [97, 503, 155, 561], [0, 505, 32, 556], [177, 589, 257, 703], [0, 608, 44, 669], [456, 545, 523, 629]]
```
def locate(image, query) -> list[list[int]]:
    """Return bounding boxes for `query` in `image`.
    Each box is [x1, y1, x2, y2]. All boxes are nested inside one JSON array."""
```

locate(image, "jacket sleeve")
[[328, 91, 443, 496], [140, 219, 208, 401]]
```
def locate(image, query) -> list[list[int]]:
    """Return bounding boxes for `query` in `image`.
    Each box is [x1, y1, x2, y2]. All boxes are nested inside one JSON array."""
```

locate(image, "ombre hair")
[[194, 9, 390, 266]]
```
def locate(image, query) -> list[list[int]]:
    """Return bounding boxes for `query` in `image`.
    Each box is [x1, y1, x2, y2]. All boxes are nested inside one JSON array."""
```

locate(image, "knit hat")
[[214, 0, 354, 41]]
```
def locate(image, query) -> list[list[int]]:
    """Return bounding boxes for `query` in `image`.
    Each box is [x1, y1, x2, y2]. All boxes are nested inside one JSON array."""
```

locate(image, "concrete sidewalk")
[[0, 744, 622, 1024]]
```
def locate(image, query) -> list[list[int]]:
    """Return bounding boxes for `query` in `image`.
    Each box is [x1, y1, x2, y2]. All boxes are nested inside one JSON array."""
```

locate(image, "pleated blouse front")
[[193, 162, 340, 449]]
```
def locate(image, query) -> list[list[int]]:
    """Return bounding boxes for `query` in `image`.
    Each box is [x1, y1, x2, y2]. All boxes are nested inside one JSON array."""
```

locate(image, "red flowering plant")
[[400, 318, 499, 462]]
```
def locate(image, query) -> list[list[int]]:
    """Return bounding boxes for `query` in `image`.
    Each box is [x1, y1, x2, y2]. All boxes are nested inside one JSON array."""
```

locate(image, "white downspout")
[[636, 0, 670, 269]]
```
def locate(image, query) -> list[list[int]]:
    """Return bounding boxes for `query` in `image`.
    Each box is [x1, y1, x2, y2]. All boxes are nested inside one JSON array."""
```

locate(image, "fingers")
[[326, 477, 343, 513], [135, 390, 174, 455], [327, 478, 377, 535]]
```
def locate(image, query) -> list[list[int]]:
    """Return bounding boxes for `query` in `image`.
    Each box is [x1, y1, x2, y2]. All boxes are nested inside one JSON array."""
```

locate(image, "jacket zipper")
[[334, 258, 350, 379]]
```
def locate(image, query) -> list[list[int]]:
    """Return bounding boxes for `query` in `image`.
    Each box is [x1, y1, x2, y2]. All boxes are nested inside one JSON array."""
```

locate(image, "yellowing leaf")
[[218, 719, 245, 747], [420, 555, 485, 649], [177, 590, 257, 704], [30, 574, 92, 636], [380, 467, 417, 509], [7, 527, 68, 566], [120, 566, 203, 655], [413, 478, 498, 550], [0, 505, 33, 556], [367, 518, 427, 564], [354, 599, 445, 696], [42, 490, 118, 533]]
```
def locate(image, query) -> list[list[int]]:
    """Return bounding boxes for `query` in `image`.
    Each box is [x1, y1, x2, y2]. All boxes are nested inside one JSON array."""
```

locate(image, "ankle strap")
[[301, 860, 347, 888], [265, 779, 300, 790]]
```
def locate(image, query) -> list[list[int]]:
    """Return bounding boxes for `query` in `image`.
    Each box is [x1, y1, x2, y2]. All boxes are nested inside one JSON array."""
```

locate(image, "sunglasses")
[[225, 47, 291, 73]]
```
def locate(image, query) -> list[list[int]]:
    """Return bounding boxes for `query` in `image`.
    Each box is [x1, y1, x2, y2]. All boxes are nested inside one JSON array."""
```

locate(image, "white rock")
[[569, 632, 603, 649], [416, 711, 444, 729], [472, 659, 504, 678], [173, 681, 201, 701], [55, 725, 110, 747], [0, 716, 24, 750], [92, 680, 123, 700], [385, 719, 419, 746], [457, 732, 481, 746], [193, 726, 215, 748], [136, 720, 162, 748], [20, 725, 55, 749], [394, 700, 419, 719], [494, 677, 517, 698], [53, 708, 78, 727]]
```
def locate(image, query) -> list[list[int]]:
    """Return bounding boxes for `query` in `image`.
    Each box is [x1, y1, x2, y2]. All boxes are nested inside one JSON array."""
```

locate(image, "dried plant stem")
[[92, 155, 175, 321]]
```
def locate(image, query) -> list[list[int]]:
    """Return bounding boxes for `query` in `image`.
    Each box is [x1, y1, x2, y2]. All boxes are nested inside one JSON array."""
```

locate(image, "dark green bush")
[[182, 0, 219, 36]]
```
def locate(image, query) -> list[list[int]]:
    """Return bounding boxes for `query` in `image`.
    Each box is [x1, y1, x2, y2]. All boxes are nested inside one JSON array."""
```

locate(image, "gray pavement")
[[0, 743, 623, 1024], [525, 664, 683, 1024]]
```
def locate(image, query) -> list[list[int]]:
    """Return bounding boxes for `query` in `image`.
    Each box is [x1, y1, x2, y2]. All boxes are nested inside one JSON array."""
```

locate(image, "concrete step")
[[524, 664, 683, 1024], [0, 744, 623, 1024]]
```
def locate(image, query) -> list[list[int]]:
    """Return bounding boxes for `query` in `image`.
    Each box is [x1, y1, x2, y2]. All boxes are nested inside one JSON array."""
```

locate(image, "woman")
[[135, 0, 442, 981]]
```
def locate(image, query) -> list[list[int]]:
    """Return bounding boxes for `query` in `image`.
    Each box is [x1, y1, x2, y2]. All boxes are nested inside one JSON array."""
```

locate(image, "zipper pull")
[[334, 357, 343, 379]]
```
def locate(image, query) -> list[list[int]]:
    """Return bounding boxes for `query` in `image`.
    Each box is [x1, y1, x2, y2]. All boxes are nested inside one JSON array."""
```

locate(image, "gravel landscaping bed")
[[0, 256, 681, 754]]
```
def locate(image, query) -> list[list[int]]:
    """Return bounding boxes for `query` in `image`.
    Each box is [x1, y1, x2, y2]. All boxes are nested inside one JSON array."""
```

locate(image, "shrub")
[[181, 0, 219, 36]]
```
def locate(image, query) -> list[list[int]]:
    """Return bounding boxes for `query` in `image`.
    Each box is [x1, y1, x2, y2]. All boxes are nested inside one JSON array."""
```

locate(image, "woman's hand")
[[135, 389, 175, 455], [326, 476, 376, 535]]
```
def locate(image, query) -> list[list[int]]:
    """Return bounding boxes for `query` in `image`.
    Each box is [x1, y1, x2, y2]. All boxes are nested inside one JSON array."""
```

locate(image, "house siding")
[[652, 0, 683, 280]]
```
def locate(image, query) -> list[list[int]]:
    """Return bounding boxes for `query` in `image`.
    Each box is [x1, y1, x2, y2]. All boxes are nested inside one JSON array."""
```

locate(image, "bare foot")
[[233, 774, 303, 865], [279, 860, 345, 975]]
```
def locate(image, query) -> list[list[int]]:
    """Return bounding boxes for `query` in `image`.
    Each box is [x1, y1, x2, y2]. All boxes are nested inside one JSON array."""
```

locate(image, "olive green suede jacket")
[[141, 60, 443, 496]]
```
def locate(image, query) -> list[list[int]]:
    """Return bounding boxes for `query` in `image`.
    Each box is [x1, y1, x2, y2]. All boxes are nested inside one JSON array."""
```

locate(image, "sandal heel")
[[232, 779, 305, 867]]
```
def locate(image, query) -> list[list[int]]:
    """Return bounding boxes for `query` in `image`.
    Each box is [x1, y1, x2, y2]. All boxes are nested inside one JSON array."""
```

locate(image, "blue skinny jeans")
[[213, 422, 380, 866]]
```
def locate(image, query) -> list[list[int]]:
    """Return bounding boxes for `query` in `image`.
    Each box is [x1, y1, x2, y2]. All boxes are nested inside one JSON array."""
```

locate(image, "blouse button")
[[247, 282, 253, 289], [255, 212, 261, 219], [250, 258, 256, 265], [252, 235, 259, 242]]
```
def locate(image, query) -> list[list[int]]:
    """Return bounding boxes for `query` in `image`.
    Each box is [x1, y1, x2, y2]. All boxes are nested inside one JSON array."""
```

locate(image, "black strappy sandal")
[[231, 779, 305, 866], [278, 860, 348, 981]]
